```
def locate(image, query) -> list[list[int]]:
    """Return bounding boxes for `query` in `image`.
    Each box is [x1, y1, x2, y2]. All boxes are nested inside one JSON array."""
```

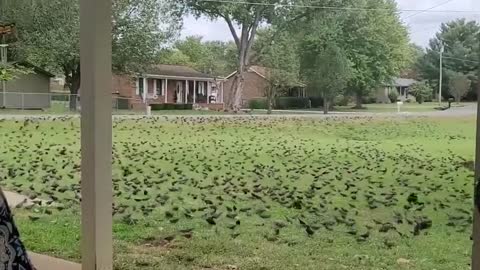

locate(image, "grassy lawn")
[[0, 116, 475, 269]]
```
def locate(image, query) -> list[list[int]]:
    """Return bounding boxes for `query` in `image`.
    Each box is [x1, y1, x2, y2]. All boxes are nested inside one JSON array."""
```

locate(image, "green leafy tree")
[[160, 36, 237, 77], [410, 81, 433, 104], [5, 0, 181, 110], [418, 19, 480, 100], [302, 44, 351, 114], [298, 10, 352, 114], [342, 0, 410, 108], [449, 72, 471, 103], [181, 0, 308, 110], [254, 28, 301, 114], [0, 63, 31, 82]]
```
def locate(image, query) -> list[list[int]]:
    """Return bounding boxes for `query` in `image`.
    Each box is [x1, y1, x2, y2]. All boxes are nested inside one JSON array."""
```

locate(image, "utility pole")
[[439, 42, 444, 106], [0, 43, 7, 108]]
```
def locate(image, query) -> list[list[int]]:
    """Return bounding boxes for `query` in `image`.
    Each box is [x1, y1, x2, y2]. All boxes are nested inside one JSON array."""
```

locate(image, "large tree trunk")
[[69, 75, 80, 111], [65, 64, 81, 111], [266, 86, 274, 115], [354, 91, 363, 109], [223, 14, 260, 112], [226, 72, 245, 111], [323, 98, 329, 114]]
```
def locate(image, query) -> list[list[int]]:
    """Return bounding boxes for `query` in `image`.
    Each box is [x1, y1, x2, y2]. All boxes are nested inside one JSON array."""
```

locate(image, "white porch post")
[[207, 81, 211, 104], [165, 79, 168, 103], [153, 79, 157, 98], [193, 80, 196, 104], [80, 0, 113, 269], [185, 80, 189, 104], [221, 81, 224, 103], [143, 77, 148, 102]]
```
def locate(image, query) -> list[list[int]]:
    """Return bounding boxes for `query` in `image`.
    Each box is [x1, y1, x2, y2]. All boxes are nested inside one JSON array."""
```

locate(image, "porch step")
[[30, 252, 81, 270]]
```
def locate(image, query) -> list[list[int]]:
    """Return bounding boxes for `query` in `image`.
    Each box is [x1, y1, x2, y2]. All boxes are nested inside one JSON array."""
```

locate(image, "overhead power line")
[[443, 56, 480, 64], [197, 0, 480, 14], [403, 0, 456, 20]]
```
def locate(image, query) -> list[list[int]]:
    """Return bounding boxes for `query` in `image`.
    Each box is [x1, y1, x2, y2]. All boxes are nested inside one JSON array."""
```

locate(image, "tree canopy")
[[160, 36, 237, 77], [3, 0, 182, 109], [417, 19, 480, 100]]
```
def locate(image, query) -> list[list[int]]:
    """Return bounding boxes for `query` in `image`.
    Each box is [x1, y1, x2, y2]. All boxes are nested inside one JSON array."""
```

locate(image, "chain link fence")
[[0, 92, 140, 114]]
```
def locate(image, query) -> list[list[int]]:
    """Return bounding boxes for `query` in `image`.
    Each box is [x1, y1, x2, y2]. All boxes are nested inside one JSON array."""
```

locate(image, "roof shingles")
[[145, 64, 214, 79]]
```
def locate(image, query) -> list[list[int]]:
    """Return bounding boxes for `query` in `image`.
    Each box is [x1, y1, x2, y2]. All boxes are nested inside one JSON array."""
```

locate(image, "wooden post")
[[165, 79, 168, 103], [193, 80, 196, 104], [472, 43, 480, 270], [80, 0, 113, 269]]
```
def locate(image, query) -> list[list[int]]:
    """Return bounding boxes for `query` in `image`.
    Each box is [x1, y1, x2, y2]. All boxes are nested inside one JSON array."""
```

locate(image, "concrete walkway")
[[2, 191, 80, 269], [30, 252, 80, 270]]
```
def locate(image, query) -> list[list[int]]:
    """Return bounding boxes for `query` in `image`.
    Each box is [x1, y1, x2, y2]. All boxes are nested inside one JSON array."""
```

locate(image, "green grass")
[[0, 115, 475, 269]]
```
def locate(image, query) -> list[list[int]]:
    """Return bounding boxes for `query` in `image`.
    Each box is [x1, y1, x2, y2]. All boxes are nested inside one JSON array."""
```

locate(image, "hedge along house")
[[223, 65, 306, 108], [113, 64, 225, 110], [0, 62, 54, 109]]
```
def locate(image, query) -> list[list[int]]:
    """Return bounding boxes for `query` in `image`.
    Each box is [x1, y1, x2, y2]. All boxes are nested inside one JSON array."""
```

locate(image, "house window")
[[137, 78, 144, 96], [156, 79, 163, 96]]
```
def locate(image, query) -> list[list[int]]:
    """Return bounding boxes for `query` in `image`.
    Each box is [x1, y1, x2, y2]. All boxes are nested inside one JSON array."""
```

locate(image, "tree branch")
[[250, 11, 309, 65], [224, 15, 240, 50], [244, 10, 262, 65]]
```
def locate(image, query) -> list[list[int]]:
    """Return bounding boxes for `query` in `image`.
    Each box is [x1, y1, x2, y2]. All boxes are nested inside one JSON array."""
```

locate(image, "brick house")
[[223, 66, 306, 107], [112, 64, 224, 110]]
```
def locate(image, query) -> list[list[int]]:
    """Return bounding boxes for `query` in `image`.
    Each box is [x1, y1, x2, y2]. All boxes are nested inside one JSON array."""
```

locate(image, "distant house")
[[0, 62, 54, 109], [112, 64, 224, 110], [223, 66, 306, 107], [376, 78, 418, 103]]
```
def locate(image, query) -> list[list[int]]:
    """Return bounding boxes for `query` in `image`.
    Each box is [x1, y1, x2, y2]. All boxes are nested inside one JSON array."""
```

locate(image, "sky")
[[181, 0, 480, 47]]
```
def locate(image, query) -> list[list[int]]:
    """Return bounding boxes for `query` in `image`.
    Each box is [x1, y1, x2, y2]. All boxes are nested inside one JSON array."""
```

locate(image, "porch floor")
[[30, 252, 80, 270]]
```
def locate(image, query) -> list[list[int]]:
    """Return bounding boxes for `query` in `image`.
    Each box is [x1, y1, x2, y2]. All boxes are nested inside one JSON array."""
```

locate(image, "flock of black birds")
[[0, 116, 474, 249]]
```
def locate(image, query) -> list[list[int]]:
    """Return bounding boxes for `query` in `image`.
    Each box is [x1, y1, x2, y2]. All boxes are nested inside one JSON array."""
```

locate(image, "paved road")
[[0, 104, 477, 120]]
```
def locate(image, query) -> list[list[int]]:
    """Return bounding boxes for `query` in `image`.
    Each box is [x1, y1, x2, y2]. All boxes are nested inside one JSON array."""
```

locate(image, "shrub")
[[309, 97, 324, 108], [334, 94, 349, 106], [150, 103, 193, 110], [388, 90, 399, 103], [275, 97, 310, 109], [249, 99, 268, 109], [410, 82, 433, 104]]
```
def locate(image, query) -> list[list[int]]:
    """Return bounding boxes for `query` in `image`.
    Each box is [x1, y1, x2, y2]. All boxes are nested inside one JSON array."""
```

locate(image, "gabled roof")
[[10, 61, 54, 77], [226, 65, 304, 87], [393, 78, 417, 87], [225, 65, 269, 80], [145, 64, 214, 79]]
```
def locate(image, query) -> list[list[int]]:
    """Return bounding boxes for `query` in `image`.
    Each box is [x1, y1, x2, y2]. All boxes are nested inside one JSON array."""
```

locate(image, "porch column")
[[143, 77, 148, 102], [193, 80, 196, 104], [153, 79, 157, 98], [185, 80, 189, 104], [80, 0, 113, 269], [165, 79, 168, 103], [207, 81, 211, 104], [221, 81, 224, 103]]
